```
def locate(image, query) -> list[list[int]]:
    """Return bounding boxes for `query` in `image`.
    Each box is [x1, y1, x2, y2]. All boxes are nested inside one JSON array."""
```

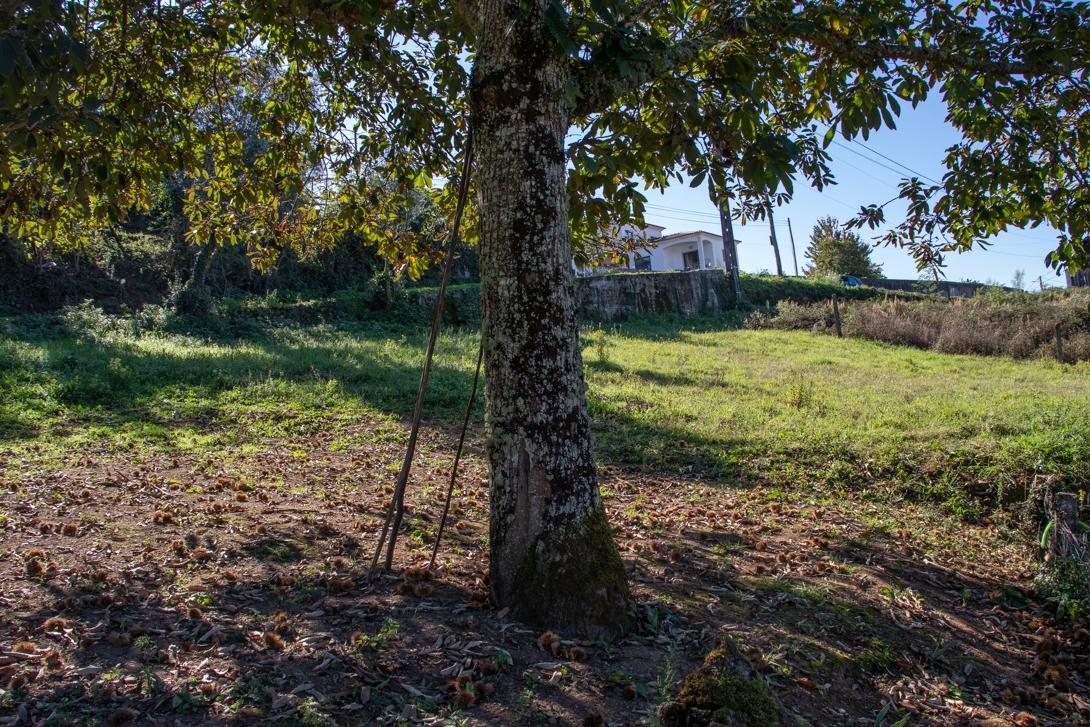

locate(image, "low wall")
[[408, 270, 737, 325], [575, 270, 736, 322]]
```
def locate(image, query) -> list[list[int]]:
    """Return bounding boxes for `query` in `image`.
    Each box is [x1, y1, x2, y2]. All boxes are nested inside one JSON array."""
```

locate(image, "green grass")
[[2, 307, 1088, 518], [0, 311, 480, 464], [586, 319, 1090, 516]]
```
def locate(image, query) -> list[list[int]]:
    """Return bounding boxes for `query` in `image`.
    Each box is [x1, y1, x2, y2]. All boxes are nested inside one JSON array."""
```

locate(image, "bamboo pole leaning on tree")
[[368, 132, 475, 578]]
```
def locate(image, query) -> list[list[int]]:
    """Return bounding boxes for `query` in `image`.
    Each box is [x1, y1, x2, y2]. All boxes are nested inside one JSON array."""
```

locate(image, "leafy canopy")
[[2, 0, 1089, 273], [803, 216, 883, 279]]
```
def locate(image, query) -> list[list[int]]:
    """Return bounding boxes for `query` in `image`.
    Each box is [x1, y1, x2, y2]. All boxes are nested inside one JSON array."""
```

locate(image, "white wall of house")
[[630, 231, 726, 272], [576, 224, 733, 275]]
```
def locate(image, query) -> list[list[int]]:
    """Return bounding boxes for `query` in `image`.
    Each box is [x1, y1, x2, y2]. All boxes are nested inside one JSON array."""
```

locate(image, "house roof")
[[653, 229, 725, 243]]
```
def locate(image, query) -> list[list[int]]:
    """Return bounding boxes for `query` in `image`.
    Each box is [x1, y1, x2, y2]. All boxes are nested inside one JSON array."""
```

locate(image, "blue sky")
[[646, 96, 1069, 289]]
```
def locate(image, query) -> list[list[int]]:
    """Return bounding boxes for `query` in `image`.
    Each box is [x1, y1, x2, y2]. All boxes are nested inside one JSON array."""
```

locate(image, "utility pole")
[[767, 202, 784, 277], [709, 174, 742, 301], [1037, 275, 1045, 292], [786, 217, 799, 276]]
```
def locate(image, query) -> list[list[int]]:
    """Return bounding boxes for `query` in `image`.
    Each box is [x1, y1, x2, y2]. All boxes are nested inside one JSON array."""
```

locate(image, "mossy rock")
[[670, 642, 780, 727]]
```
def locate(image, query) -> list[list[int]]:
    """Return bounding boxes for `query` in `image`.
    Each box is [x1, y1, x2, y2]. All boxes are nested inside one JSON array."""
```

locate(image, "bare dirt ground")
[[1, 422, 1088, 726]]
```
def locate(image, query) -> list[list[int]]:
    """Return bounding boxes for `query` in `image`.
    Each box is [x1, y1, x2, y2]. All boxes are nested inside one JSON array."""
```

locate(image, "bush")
[[59, 300, 171, 342], [738, 273, 915, 307], [753, 289, 1090, 361], [759, 300, 835, 332]]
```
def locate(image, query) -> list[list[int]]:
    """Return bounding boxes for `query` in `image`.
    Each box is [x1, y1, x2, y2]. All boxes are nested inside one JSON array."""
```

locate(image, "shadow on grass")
[[583, 312, 749, 342], [0, 317, 479, 448]]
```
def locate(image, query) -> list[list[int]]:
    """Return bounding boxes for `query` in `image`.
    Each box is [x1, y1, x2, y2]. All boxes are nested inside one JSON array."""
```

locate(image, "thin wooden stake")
[[368, 132, 475, 579], [1055, 322, 1064, 363], [832, 294, 843, 338], [429, 339, 484, 569]]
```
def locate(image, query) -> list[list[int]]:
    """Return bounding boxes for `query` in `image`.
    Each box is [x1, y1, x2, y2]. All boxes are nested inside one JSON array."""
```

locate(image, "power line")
[[845, 137, 942, 186], [829, 154, 902, 189], [830, 140, 920, 181], [818, 123, 943, 185], [644, 203, 790, 227], [983, 250, 1051, 260]]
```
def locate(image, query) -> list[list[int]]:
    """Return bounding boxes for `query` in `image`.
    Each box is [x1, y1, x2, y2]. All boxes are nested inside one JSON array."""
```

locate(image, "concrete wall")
[[575, 269, 736, 322]]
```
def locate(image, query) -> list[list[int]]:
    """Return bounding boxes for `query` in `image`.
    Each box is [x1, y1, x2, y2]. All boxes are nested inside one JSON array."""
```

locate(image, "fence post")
[[1054, 322, 1064, 363], [832, 294, 843, 338]]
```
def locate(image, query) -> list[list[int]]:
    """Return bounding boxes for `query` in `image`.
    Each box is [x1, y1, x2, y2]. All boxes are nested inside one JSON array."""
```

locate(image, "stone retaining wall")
[[575, 270, 736, 321], [411, 270, 738, 325]]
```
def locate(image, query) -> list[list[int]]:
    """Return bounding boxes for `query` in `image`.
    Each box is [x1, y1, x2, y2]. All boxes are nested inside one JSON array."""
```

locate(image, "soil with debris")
[[0, 424, 1088, 726]]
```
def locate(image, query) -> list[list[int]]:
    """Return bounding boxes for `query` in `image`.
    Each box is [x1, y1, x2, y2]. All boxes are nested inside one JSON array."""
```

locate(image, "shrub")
[[60, 300, 130, 343], [764, 300, 834, 332], [753, 289, 1090, 361]]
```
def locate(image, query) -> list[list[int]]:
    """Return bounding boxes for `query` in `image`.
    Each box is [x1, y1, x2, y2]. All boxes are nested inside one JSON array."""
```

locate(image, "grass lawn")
[[587, 321, 1090, 517], [1, 309, 1089, 726], [3, 312, 1087, 517]]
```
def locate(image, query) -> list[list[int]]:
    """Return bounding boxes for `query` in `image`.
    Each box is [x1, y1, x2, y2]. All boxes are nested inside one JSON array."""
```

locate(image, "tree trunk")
[[172, 239, 215, 315], [471, 0, 633, 637]]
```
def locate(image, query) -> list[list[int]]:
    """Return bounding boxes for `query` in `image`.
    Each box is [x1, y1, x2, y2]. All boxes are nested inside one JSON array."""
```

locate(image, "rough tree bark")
[[470, 0, 634, 637], [172, 239, 215, 315]]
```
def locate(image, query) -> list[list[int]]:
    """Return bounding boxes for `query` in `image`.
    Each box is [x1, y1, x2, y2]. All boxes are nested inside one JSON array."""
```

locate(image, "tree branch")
[[571, 17, 748, 117], [795, 29, 1080, 78], [571, 11, 1082, 118]]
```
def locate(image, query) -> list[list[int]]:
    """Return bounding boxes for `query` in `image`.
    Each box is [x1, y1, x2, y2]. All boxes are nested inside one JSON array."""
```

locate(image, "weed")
[[586, 327, 613, 366], [191, 592, 214, 607], [136, 667, 164, 695], [786, 376, 817, 410], [353, 618, 400, 650], [855, 639, 894, 670], [1034, 557, 1090, 622], [653, 639, 684, 702]]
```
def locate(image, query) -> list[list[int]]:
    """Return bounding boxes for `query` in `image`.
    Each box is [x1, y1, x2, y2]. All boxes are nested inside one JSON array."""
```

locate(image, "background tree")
[[804, 216, 884, 278], [3, 0, 1090, 636]]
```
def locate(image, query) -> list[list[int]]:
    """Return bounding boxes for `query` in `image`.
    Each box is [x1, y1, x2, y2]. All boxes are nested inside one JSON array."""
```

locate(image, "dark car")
[[840, 275, 863, 287]]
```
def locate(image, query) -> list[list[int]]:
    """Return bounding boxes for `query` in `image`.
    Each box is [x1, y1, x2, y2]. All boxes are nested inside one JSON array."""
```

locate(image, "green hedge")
[[739, 273, 921, 307]]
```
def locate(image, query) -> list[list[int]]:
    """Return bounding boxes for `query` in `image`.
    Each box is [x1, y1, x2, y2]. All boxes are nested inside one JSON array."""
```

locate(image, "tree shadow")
[[622, 511, 1064, 724], [589, 394, 765, 483], [0, 319, 478, 450], [4, 518, 488, 725], [582, 312, 748, 342]]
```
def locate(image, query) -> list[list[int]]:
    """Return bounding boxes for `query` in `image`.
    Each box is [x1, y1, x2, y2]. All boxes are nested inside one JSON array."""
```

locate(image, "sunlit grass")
[[2, 310, 1087, 518]]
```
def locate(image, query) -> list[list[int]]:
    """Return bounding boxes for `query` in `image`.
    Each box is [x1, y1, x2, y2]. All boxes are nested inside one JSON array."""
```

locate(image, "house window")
[[682, 250, 699, 270], [634, 255, 651, 271]]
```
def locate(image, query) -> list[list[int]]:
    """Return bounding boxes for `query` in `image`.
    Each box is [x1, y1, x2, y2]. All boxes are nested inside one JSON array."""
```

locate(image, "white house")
[[577, 223, 737, 274]]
